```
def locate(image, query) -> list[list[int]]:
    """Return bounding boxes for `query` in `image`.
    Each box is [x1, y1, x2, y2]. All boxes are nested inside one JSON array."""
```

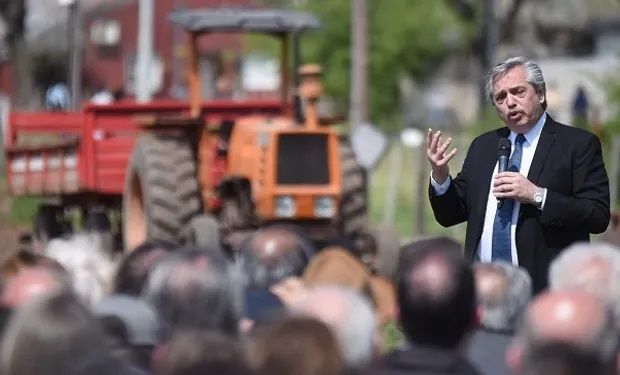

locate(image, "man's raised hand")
[[426, 129, 458, 184]]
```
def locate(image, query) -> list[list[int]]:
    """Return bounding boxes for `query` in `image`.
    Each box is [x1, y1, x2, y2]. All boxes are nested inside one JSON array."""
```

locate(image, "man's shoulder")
[[545, 118, 598, 140]]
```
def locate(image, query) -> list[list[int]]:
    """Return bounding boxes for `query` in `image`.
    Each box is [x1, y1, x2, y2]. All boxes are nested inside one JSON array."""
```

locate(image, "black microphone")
[[497, 138, 511, 207]]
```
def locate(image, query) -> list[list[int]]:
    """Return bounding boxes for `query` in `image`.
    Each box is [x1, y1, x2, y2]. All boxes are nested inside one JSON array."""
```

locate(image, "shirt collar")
[[509, 112, 546, 145]]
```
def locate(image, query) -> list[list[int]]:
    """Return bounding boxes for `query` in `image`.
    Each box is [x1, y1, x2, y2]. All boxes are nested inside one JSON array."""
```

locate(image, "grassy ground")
[[367, 134, 469, 245]]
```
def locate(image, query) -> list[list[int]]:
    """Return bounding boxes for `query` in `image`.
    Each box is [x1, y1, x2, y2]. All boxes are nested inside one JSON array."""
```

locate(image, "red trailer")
[[5, 8, 369, 253]]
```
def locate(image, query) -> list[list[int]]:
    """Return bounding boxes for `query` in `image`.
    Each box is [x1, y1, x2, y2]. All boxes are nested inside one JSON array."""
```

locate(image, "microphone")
[[497, 138, 511, 207]]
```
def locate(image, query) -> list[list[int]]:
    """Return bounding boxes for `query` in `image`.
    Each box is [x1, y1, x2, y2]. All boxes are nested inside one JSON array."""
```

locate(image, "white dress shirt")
[[431, 112, 548, 265]]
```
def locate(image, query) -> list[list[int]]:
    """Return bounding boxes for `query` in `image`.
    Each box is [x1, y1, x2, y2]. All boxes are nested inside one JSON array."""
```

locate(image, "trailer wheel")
[[122, 134, 201, 251], [338, 140, 368, 237]]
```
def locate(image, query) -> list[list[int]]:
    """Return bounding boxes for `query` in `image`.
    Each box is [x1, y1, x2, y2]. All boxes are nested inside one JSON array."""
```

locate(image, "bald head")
[[527, 291, 609, 346], [239, 226, 315, 289], [513, 291, 618, 372], [1, 267, 68, 309]]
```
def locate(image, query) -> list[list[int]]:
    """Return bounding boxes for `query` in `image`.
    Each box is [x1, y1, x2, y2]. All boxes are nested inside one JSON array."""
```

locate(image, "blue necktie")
[[492, 134, 526, 262]]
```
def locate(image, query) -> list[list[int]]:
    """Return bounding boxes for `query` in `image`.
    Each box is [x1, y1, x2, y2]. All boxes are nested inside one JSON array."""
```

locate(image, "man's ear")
[[539, 95, 545, 104], [506, 344, 522, 374]]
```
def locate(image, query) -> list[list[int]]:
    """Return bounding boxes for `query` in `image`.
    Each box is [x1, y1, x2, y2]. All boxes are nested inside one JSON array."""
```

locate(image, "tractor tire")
[[338, 140, 368, 237], [122, 134, 201, 251]]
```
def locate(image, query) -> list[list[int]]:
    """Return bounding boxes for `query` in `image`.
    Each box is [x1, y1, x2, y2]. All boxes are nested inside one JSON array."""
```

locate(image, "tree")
[[296, 0, 473, 128]]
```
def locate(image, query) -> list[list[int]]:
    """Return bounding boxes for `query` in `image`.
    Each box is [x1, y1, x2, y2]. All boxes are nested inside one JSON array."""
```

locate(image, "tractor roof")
[[169, 8, 321, 34]]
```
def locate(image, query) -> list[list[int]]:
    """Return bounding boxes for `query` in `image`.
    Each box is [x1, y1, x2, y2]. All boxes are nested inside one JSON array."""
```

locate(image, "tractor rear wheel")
[[338, 140, 368, 237], [122, 134, 201, 251]]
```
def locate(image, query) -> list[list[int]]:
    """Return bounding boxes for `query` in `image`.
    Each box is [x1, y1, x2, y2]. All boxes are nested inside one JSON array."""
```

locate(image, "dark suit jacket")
[[467, 328, 512, 375], [378, 344, 481, 375], [429, 115, 610, 292]]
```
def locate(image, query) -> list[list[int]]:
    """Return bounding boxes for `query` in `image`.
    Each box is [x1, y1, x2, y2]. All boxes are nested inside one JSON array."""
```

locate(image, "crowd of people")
[[0, 55, 614, 374], [0, 226, 618, 375]]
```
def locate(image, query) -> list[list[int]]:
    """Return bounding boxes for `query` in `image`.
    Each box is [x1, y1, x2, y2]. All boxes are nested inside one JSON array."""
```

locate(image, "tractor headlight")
[[314, 196, 336, 218], [275, 196, 296, 218]]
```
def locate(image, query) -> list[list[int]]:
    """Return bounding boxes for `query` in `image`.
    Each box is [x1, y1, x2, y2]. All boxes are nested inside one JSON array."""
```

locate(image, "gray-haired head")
[[485, 57, 547, 110], [143, 247, 242, 338], [293, 285, 376, 370], [549, 242, 620, 325], [474, 262, 532, 332]]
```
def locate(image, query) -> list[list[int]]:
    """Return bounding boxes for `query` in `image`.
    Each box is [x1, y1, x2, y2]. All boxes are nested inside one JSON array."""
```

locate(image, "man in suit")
[[427, 56, 610, 292]]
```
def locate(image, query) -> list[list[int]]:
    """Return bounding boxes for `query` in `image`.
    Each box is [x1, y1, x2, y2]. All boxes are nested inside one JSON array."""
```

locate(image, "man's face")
[[492, 65, 544, 133]]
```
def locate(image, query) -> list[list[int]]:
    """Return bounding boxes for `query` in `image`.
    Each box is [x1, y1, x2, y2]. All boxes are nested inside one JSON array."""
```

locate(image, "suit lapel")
[[527, 115, 558, 184]]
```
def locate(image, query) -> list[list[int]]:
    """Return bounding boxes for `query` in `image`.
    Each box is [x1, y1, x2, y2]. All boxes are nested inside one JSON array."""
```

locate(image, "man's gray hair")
[[549, 242, 620, 324], [293, 285, 376, 370], [143, 247, 243, 337], [485, 56, 547, 109], [474, 262, 532, 332]]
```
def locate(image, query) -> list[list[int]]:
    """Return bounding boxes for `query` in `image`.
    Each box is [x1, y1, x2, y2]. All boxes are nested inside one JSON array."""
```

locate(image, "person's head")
[[45, 233, 116, 306], [237, 225, 315, 289], [143, 247, 242, 337], [114, 239, 177, 296], [549, 242, 620, 324], [508, 291, 618, 374], [156, 330, 253, 375], [397, 236, 462, 279], [474, 261, 532, 332], [397, 237, 476, 349], [94, 294, 162, 371], [486, 57, 546, 133], [249, 316, 344, 375], [0, 249, 66, 282], [1, 267, 70, 309], [521, 342, 613, 375], [0, 291, 126, 375], [294, 285, 376, 369]]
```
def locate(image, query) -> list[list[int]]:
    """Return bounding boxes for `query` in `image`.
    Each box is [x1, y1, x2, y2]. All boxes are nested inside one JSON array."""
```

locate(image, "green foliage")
[[296, 0, 473, 125]]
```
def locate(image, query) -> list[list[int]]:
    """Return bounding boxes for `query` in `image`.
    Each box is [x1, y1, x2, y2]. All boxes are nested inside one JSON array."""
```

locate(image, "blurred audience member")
[[156, 330, 253, 375], [1, 267, 70, 309], [396, 236, 462, 277], [549, 242, 620, 324], [114, 240, 176, 296], [0, 291, 130, 375], [468, 262, 532, 375], [94, 294, 162, 372], [302, 246, 397, 325], [249, 316, 344, 375], [521, 342, 611, 375], [380, 236, 479, 375], [0, 249, 66, 281], [45, 234, 116, 306], [507, 291, 617, 375], [143, 247, 241, 337], [237, 225, 315, 290], [294, 285, 376, 372]]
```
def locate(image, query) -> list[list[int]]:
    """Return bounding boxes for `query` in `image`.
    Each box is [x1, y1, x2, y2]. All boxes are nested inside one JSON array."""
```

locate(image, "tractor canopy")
[[169, 8, 321, 34]]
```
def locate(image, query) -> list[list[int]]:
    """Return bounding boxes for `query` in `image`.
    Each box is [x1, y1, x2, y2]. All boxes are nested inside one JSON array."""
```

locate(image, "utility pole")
[[480, 0, 498, 107], [66, 0, 82, 110], [349, 0, 368, 128], [136, 0, 154, 102]]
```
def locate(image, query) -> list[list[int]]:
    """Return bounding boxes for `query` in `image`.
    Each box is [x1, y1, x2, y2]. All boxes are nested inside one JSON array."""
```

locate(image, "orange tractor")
[[5, 8, 368, 252]]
